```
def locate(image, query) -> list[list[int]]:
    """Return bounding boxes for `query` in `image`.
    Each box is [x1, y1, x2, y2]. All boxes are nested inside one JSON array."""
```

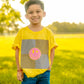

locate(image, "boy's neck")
[[28, 24, 43, 32]]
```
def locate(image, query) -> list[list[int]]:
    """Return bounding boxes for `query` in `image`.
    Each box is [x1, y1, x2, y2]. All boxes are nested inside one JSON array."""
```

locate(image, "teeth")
[[32, 19, 39, 21], [33, 18, 38, 19]]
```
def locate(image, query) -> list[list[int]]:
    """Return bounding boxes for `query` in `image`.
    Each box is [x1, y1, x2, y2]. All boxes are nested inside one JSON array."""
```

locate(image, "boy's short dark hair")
[[25, 0, 44, 12]]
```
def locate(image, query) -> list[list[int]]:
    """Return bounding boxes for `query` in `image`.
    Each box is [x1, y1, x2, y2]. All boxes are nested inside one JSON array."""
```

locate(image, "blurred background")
[[0, 0, 84, 34], [0, 0, 84, 84]]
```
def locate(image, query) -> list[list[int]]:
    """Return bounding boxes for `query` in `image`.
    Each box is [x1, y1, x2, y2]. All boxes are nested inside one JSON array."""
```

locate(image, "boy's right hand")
[[17, 69, 24, 81]]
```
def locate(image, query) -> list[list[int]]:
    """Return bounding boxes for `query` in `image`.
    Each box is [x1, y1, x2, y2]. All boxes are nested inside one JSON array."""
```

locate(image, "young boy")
[[12, 0, 58, 84]]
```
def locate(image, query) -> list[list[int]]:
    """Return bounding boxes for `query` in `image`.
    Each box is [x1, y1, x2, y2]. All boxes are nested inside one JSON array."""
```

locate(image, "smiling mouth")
[[32, 18, 39, 20]]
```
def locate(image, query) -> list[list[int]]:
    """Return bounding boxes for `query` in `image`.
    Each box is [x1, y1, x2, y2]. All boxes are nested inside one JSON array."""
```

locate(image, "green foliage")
[[0, 27, 4, 34], [47, 22, 84, 33], [0, 0, 23, 34], [20, 0, 29, 4]]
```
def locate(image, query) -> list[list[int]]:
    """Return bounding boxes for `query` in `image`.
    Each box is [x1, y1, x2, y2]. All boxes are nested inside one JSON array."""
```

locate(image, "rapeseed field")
[[0, 34, 84, 84]]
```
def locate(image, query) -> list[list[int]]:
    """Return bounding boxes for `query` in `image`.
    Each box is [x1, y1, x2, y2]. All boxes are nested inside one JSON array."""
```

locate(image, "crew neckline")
[[26, 26, 45, 33]]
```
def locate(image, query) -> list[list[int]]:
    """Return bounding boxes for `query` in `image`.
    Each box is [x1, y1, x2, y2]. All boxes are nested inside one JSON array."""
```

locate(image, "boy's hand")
[[17, 69, 24, 81]]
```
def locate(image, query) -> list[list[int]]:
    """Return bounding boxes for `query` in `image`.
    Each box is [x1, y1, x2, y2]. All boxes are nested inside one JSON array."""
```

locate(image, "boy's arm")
[[15, 47, 24, 81], [48, 46, 57, 70], [15, 47, 20, 70]]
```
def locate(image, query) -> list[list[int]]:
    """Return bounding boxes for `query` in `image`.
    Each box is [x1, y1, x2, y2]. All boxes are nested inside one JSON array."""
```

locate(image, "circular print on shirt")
[[29, 48, 41, 60]]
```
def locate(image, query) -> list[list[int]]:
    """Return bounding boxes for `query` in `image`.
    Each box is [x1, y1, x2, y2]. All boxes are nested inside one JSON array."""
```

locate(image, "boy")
[[12, 0, 58, 84]]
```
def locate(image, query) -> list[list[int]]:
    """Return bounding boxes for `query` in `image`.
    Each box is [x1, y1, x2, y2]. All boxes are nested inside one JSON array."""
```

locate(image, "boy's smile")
[[25, 4, 46, 25]]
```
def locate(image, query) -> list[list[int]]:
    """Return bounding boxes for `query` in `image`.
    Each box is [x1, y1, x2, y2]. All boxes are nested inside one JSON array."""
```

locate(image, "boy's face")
[[25, 4, 46, 25]]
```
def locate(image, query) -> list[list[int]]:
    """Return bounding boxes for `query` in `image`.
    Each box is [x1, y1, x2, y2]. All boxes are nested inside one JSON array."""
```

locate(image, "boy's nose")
[[32, 12, 37, 16]]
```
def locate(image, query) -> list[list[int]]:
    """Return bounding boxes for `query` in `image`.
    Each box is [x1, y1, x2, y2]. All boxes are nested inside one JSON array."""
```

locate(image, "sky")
[[0, 0, 84, 26]]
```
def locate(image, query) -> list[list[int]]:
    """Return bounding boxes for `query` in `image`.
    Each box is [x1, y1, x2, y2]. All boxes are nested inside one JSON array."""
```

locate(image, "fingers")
[[17, 76, 23, 81], [17, 71, 24, 81]]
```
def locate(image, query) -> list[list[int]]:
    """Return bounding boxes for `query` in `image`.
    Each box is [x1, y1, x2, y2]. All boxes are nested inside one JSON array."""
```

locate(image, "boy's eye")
[[36, 11, 40, 13], [28, 11, 33, 14], [28, 10, 40, 14]]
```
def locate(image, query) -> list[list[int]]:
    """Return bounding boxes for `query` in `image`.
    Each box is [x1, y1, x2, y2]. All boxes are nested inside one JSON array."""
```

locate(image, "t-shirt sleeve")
[[49, 30, 58, 50], [12, 29, 22, 50]]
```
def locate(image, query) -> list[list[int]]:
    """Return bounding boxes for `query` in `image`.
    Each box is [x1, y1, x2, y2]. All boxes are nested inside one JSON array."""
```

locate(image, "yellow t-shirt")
[[12, 26, 57, 78]]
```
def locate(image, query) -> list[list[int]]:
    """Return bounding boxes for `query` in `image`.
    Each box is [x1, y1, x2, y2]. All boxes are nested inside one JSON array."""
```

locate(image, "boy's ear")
[[43, 12, 46, 17], [25, 14, 28, 19]]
